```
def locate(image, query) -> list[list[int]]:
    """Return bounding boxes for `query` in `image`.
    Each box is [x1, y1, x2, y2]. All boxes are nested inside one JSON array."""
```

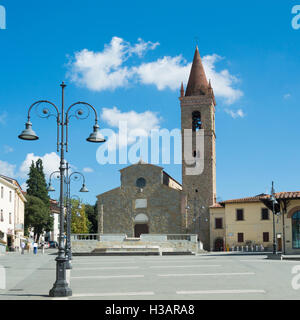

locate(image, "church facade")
[[96, 46, 216, 251], [97, 161, 183, 238]]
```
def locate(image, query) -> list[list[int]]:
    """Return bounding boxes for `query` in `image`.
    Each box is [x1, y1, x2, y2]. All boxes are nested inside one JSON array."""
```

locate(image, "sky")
[[0, 0, 300, 205]]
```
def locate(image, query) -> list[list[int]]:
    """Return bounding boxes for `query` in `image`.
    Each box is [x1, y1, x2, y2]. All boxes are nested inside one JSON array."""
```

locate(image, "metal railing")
[[72, 234, 100, 241]]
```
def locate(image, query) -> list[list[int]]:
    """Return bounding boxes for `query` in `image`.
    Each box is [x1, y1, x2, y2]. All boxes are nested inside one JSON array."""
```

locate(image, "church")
[[97, 46, 216, 251]]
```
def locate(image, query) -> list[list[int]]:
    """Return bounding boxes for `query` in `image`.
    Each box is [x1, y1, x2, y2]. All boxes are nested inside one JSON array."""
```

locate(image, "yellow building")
[[209, 192, 300, 255]]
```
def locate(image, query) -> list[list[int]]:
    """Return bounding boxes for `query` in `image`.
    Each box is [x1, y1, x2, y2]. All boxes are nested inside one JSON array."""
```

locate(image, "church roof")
[[185, 46, 209, 96]]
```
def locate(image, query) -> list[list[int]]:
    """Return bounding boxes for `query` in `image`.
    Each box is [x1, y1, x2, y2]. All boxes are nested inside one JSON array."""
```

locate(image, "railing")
[[167, 234, 192, 241], [72, 234, 99, 241]]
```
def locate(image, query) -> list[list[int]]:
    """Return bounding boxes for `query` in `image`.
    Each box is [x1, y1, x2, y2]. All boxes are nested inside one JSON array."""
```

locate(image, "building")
[[210, 192, 300, 255], [96, 47, 216, 250], [0, 175, 26, 250], [180, 46, 217, 250], [97, 161, 182, 237], [44, 199, 60, 242]]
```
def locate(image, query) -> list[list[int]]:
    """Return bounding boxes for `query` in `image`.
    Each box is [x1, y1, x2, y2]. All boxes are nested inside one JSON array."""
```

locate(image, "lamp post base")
[[66, 259, 72, 270], [49, 257, 72, 297]]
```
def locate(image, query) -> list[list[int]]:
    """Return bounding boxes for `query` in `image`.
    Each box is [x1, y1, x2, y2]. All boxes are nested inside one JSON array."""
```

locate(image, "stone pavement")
[[0, 250, 300, 300]]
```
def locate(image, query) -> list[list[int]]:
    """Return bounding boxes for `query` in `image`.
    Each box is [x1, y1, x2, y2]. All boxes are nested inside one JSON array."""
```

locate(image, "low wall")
[[71, 234, 200, 254]]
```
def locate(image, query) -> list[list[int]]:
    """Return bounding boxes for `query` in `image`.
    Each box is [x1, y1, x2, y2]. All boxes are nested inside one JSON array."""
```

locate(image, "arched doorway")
[[134, 213, 149, 238], [214, 238, 224, 251], [134, 224, 149, 238]]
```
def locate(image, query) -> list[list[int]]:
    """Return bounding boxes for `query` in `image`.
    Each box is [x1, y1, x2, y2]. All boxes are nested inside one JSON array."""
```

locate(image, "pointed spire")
[[185, 46, 209, 96], [180, 82, 185, 97]]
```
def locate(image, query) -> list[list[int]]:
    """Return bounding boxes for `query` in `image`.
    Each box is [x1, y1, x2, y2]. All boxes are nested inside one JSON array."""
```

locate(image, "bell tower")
[[180, 46, 216, 251]]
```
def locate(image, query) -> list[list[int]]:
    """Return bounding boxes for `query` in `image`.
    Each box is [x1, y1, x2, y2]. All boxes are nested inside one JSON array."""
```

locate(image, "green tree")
[[85, 202, 98, 233], [24, 195, 53, 241], [25, 159, 52, 240], [26, 159, 50, 205], [70, 199, 89, 234]]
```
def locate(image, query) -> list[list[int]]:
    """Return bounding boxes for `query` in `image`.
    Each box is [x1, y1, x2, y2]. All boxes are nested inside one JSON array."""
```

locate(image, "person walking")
[[21, 242, 25, 255], [33, 242, 38, 255]]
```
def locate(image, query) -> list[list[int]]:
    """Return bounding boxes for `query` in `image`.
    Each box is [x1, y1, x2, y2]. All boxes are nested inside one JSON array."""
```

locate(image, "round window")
[[136, 177, 146, 188]]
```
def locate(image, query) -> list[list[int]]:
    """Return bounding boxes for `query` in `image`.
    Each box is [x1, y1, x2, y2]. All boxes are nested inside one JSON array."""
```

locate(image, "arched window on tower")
[[192, 111, 202, 131]]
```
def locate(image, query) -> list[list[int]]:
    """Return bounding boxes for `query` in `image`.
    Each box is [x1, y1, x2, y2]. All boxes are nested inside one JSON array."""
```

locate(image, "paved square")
[[0, 251, 299, 300]]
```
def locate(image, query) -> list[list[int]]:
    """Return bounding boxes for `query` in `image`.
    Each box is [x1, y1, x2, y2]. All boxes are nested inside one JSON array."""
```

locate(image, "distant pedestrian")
[[41, 242, 45, 255], [21, 242, 25, 255], [33, 242, 38, 255]]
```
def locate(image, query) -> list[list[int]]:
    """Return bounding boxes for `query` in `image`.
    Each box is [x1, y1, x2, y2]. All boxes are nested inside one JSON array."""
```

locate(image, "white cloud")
[[18, 152, 60, 179], [0, 160, 16, 177], [225, 108, 245, 119], [67, 37, 243, 105], [67, 37, 159, 91], [3, 145, 13, 153], [134, 55, 191, 90], [202, 55, 243, 104], [284, 93, 291, 99], [101, 106, 161, 149], [82, 167, 94, 173]]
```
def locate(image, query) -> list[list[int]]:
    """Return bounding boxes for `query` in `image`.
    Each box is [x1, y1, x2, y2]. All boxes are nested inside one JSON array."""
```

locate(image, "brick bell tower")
[[180, 46, 216, 251]]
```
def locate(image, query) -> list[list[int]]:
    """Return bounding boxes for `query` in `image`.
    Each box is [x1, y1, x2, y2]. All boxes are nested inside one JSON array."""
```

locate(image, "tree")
[[70, 199, 90, 234], [26, 159, 50, 205], [85, 202, 98, 233], [24, 195, 53, 241], [25, 159, 52, 240]]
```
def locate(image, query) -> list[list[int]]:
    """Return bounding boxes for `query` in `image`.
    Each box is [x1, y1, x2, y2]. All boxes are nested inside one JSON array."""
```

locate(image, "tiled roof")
[[211, 191, 300, 208], [221, 194, 267, 204], [261, 192, 300, 200], [210, 203, 224, 208]]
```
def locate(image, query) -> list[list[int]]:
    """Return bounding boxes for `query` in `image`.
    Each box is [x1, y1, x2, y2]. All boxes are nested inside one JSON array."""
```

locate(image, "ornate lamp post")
[[18, 82, 106, 297], [47, 163, 88, 270]]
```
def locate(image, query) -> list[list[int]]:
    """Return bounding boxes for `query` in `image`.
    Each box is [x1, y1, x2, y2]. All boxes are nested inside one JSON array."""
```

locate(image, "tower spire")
[[185, 46, 209, 96], [180, 82, 185, 97]]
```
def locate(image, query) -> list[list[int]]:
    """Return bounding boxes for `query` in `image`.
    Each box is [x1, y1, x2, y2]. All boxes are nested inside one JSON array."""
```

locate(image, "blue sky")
[[0, 0, 300, 204]]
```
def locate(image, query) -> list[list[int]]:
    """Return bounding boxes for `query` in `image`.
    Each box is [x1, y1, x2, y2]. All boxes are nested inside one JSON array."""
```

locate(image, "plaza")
[[0, 250, 299, 300]]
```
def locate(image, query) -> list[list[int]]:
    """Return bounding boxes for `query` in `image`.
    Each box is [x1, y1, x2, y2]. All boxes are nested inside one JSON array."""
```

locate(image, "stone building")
[[96, 46, 216, 250], [97, 161, 183, 238], [180, 46, 217, 250]]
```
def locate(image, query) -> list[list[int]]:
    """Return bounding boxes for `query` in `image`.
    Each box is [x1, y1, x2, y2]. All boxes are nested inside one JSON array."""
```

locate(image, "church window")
[[192, 111, 202, 131], [136, 177, 146, 188]]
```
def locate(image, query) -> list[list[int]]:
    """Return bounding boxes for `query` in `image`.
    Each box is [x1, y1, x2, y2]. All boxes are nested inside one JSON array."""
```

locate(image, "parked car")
[[49, 241, 58, 248]]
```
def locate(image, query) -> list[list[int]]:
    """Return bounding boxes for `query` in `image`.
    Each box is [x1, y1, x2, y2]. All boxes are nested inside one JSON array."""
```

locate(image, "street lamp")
[[18, 82, 106, 297], [270, 181, 278, 255], [47, 163, 88, 270]]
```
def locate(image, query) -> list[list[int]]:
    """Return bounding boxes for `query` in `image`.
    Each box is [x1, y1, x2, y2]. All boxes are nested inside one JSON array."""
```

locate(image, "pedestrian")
[[41, 242, 45, 255], [33, 242, 38, 255], [21, 242, 25, 255]]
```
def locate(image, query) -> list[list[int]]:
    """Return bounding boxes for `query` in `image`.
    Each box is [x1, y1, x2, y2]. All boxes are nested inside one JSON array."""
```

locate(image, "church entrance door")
[[134, 224, 149, 238]]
